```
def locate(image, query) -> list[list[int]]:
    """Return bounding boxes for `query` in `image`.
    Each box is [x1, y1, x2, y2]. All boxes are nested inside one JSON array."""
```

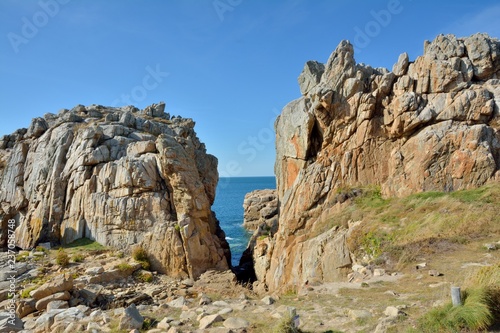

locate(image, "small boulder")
[[199, 314, 223, 329], [46, 300, 69, 311], [35, 291, 71, 311], [119, 304, 144, 330], [223, 317, 250, 329], [261, 296, 275, 305], [31, 276, 73, 300]]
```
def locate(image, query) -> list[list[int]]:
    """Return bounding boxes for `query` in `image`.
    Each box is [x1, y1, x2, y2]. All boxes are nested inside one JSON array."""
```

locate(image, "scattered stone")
[[384, 306, 401, 317], [119, 304, 144, 330], [46, 300, 69, 311], [199, 314, 223, 329], [212, 300, 230, 307], [157, 317, 171, 330], [199, 294, 212, 306], [218, 307, 233, 315], [429, 270, 442, 277], [0, 311, 23, 332], [415, 263, 427, 269], [35, 291, 71, 311], [261, 296, 275, 305], [348, 309, 372, 320], [168, 296, 188, 308], [16, 298, 36, 318], [31, 276, 73, 300], [223, 317, 251, 329], [484, 243, 498, 251], [85, 267, 104, 275], [373, 268, 386, 277]]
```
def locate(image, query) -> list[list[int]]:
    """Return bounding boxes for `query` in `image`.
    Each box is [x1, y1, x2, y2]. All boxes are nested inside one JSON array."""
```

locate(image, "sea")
[[212, 176, 276, 267]]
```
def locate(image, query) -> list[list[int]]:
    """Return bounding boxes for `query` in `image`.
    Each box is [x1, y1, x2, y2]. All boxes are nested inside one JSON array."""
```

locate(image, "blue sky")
[[1, 0, 499, 177]]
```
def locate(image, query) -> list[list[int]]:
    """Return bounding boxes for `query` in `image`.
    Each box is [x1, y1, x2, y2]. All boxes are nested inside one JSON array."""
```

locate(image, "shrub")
[[132, 246, 150, 270], [115, 262, 133, 272], [135, 270, 154, 283], [56, 249, 69, 267], [72, 254, 84, 263], [272, 313, 300, 333], [35, 246, 48, 253], [21, 286, 38, 298]]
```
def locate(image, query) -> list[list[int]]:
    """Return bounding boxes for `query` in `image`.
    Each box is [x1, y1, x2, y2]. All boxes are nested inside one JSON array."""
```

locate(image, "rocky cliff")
[[0, 102, 230, 278], [253, 33, 500, 292]]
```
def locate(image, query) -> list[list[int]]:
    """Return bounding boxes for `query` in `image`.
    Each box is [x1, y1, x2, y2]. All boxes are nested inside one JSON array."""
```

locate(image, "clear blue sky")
[[1, 0, 499, 177]]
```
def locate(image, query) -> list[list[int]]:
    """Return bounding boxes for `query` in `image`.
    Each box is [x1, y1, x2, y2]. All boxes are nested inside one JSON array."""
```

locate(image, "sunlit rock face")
[[256, 33, 500, 292], [0, 102, 230, 279]]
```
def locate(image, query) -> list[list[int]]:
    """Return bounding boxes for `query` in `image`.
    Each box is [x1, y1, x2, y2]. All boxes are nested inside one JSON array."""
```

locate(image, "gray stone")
[[53, 307, 85, 324], [119, 304, 144, 330], [261, 295, 275, 305], [223, 317, 250, 329], [392, 52, 409, 76], [79, 284, 103, 304], [168, 296, 188, 308], [0, 311, 24, 332], [46, 300, 69, 311], [348, 309, 372, 320], [35, 291, 71, 311], [298, 60, 325, 95], [85, 267, 104, 275], [157, 317, 171, 330], [199, 314, 223, 329]]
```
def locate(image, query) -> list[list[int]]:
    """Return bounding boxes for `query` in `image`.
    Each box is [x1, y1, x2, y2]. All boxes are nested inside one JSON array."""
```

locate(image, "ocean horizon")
[[213, 176, 276, 266]]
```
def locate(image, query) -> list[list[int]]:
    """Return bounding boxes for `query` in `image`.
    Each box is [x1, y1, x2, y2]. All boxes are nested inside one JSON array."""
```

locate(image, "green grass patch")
[[20, 286, 38, 298], [412, 288, 493, 332], [63, 237, 106, 251]]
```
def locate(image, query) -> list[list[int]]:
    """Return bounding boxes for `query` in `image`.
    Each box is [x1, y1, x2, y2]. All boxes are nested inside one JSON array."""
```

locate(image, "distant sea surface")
[[212, 177, 276, 266]]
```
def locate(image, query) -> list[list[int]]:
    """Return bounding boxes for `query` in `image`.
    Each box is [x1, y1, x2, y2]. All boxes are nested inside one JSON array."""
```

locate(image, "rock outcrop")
[[0, 102, 230, 278], [242, 189, 278, 232], [254, 33, 500, 292]]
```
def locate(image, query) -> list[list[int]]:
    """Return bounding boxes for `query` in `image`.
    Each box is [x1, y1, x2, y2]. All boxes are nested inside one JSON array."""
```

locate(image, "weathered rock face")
[[0, 102, 230, 278], [256, 33, 500, 292], [242, 189, 278, 232]]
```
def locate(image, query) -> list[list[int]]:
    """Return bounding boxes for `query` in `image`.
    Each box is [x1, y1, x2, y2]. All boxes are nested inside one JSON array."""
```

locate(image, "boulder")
[[119, 304, 144, 330], [0, 311, 23, 332], [31, 276, 73, 300], [35, 291, 71, 311], [199, 314, 223, 329], [223, 317, 250, 329]]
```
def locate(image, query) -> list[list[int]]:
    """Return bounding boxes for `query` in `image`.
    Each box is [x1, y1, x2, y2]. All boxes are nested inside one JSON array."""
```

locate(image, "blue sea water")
[[212, 177, 276, 266]]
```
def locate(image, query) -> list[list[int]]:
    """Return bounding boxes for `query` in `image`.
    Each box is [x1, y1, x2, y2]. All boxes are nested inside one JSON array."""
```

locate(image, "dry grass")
[[332, 183, 500, 266]]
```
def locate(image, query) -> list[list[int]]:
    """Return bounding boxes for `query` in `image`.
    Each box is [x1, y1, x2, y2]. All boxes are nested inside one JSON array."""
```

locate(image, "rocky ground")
[[1, 234, 499, 333]]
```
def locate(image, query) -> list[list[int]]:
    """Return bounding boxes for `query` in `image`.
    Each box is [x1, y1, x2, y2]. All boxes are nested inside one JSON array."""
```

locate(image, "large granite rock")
[[242, 189, 278, 232], [256, 33, 500, 292], [0, 103, 230, 279]]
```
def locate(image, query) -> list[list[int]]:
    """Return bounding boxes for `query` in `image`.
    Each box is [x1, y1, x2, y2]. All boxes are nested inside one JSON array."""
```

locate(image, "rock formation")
[[0, 102, 230, 278], [242, 189, 278, 232], [253, 33, 500, 292]]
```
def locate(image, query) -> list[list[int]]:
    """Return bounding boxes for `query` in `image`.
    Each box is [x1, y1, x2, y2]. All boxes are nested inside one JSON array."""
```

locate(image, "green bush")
[[56, 249, 69, 267], [72, 254, 84, 263], [21, 286, 38, 298], [115, 262, 133, 272], [132, 246, 150, 270]]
